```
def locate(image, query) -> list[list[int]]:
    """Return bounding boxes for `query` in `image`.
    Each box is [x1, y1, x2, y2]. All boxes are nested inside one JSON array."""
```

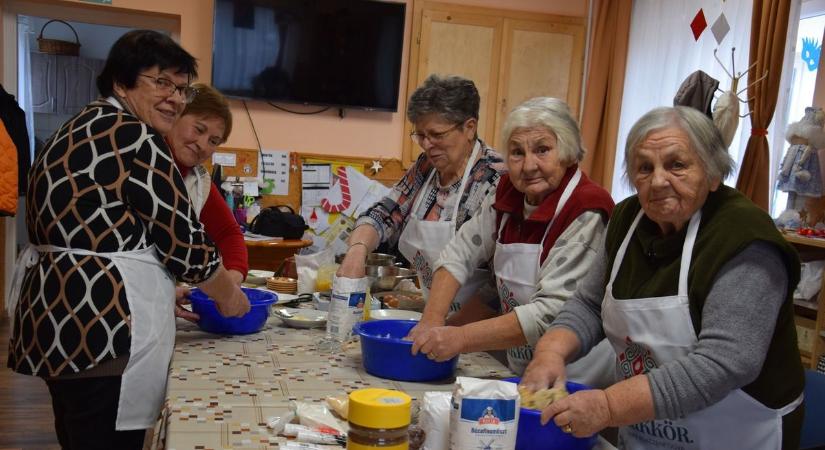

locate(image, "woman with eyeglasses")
[[165, 84, 249, 321], [7, 30, 249, 449], [408, 98, 616, 387], [338, 74, 505, 313]]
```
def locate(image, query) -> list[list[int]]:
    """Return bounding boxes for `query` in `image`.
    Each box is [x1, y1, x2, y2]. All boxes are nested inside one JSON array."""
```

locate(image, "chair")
[[801, 369, 825, 449]]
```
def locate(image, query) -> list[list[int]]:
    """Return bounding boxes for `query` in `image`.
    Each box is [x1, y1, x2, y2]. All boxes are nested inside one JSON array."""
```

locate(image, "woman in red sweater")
[[167, 84, 248, 309]]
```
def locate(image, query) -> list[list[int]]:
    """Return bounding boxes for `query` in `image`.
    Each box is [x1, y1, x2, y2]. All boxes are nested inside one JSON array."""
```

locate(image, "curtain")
[[611, 0, 755, 201], [580, 0, 632, 190], [735, 0, 794, 210]]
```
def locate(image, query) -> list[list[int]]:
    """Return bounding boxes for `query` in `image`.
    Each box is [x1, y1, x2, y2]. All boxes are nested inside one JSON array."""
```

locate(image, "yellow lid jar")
[[347, 388, 411, 450]]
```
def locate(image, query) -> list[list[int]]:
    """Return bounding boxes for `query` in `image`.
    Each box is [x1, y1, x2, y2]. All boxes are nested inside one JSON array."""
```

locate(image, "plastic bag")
[[295, 248, 334, 294], [796, 260, 825, 301]]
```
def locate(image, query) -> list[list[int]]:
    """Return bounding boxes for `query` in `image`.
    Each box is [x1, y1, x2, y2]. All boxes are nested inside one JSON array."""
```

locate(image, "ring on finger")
[[428, 352, 437, 359], [562, 423, 573, 434]]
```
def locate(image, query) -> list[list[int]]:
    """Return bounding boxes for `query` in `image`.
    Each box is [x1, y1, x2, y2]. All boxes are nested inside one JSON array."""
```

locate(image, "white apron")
[[398, 141, 488, 311], [602, 210, 803, 449], [183, 164, 211, 216], [490, 170, 616, 386], [7, 244, 176, 430]]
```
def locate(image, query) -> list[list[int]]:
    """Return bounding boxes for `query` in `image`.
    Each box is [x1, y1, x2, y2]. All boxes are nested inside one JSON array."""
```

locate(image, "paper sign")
[[302, 163, 332, 207], [260, 150, 290, 196], [213, 152, 237, 167], [243, 181, 259, 197]]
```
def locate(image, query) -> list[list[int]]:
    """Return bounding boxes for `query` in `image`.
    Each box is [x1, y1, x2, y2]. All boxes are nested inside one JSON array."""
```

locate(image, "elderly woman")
[[7, 30, 249, 449], [521, 106, 804, 449], [166, 84, 248, 319], [408, 98, 615, 383], [338, 74, 505, 310]]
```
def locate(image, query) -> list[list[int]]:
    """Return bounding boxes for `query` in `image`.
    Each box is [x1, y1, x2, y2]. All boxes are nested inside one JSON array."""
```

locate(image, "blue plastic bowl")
[[505, 377, 598, 450], [188, 287, 277, 335], [353, 319, 458, 382]]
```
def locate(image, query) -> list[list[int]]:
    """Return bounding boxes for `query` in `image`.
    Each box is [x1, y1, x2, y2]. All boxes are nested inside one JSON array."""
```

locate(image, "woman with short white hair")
[[521, 106, 804, 448], [408, 97, 615, 384]]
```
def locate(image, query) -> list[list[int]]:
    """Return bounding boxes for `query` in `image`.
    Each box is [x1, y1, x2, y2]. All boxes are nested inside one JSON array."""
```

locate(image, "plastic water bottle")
[[318, 275, 369, 352]]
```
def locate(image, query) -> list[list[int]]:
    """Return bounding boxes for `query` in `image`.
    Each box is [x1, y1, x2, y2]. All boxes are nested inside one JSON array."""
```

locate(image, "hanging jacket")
[[0, 119, 17, 216], [0, 84, 30, 195]]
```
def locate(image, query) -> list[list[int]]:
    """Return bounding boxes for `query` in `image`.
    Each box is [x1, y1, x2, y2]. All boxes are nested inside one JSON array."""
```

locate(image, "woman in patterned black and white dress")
[[7, 30, 250, 450]]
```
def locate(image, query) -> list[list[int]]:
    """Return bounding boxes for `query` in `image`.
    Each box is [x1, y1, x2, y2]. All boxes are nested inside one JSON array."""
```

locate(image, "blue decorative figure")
[[802, 37, 821, 71]]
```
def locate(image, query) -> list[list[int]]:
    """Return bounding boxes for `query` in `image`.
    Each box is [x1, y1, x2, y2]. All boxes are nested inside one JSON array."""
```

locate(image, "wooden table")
[[245, 238, 312, 272], [150, 314, 617, 449], [150, 315, 516, 449]]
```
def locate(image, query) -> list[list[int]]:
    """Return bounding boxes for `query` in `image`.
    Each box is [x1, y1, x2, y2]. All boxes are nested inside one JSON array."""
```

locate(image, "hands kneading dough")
[[518, 385, 569, 410]]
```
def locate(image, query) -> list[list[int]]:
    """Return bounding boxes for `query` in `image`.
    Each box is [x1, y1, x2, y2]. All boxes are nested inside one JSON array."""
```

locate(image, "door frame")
[[0, 0, 180, 311]]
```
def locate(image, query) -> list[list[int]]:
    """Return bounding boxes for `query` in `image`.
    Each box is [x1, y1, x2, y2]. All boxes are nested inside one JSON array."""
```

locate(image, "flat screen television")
[[212, 0, 406, 112]]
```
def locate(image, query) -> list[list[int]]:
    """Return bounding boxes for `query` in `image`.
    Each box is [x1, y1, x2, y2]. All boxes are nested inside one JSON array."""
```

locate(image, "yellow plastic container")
[[347, 388, 411, 449]]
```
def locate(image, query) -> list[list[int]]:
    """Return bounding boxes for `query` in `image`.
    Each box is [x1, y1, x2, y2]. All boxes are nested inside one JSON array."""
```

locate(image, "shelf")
[[782, 231, 825, 249], [794, 299, 819, 311]]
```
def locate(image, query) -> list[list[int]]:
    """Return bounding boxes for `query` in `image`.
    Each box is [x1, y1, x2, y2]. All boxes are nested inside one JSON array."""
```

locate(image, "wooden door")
[[30, 53, 56, 114], [493, 18, 585, 146], [56, 55, 104, 115], [403, 2, 503, 163]]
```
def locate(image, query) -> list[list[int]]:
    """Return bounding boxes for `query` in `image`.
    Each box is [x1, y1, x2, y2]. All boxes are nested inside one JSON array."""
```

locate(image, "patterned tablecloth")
[[151, 315, 515, 449]]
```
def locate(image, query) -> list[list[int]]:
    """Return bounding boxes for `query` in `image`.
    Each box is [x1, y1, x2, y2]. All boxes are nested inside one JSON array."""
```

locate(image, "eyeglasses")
[[410, 122, 462, 147], [138, 74, 197, 104]]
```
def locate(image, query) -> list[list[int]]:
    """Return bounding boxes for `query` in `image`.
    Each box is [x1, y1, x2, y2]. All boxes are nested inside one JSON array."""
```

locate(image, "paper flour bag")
[[450, 377, 519, 450], [421, 391, 452, 450]]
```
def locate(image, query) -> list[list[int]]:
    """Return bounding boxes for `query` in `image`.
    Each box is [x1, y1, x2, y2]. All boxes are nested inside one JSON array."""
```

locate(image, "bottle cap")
[[348, 388, 411, 429]]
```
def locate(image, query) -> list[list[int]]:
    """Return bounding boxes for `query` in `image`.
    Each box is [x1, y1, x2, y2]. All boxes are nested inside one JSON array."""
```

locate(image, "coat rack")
[[713, 47, 768, 118]]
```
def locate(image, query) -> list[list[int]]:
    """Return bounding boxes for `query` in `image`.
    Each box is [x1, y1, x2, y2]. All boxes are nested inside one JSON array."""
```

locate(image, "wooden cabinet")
[[402, 1, 585, 164], [784, 233, 825, 369], [30, 53, 104, 115]]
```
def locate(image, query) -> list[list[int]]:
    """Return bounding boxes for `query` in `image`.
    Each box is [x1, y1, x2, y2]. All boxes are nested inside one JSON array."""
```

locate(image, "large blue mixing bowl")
[[505, 378, 597, 450], [188, 287, 277, 335], [353, 319, 458, 382]]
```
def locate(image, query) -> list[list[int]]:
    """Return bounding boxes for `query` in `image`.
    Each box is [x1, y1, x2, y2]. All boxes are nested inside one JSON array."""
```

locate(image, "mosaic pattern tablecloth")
[[152, 316, 515, 450]]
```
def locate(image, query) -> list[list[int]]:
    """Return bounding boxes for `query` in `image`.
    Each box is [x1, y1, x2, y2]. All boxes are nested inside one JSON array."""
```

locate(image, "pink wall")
[[225, 0, 587, 160], [12, 0, 586, 160]]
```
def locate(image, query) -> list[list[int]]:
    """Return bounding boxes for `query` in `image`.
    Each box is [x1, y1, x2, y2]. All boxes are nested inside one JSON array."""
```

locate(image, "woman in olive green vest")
[[521, 106, 804, 450]]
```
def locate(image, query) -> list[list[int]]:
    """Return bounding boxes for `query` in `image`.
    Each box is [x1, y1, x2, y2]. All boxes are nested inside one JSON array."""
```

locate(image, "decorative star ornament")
[[370, 160, 383, 174]]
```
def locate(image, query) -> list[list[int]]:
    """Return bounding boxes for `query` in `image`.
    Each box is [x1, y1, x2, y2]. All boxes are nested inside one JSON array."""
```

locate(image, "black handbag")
[[249, 205, 308, 239]]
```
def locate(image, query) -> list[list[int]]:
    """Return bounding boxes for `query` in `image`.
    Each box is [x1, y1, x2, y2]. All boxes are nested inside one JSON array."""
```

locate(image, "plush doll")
[[777, 106, 825, 198]]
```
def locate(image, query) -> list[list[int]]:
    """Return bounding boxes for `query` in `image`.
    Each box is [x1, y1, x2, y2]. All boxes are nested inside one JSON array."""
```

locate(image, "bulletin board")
[[202, 147, 260, 178], [260, 152, 406, 211]]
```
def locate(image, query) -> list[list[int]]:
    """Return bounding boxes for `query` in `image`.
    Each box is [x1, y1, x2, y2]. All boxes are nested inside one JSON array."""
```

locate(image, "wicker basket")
[[37, 20, 81, 56]]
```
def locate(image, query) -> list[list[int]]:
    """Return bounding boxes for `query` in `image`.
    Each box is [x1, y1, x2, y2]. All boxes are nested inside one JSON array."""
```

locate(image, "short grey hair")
[[624, 106, 733, 183], [407, 74, 480, 125], [500, 97, 584, 165]]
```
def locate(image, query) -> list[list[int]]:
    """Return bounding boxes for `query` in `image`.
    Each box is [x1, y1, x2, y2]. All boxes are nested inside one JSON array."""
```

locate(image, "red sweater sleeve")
[[200, 182, 249, 278]]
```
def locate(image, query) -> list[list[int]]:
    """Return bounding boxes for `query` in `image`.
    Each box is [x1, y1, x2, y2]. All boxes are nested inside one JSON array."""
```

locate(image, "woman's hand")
[[410, 326, 466, 362], [521, 350, 567, 393], [215, 285, 251, 317], [174, 285, 200, 323], [541, 389, 612, 438], [406, 316, 446, 343]]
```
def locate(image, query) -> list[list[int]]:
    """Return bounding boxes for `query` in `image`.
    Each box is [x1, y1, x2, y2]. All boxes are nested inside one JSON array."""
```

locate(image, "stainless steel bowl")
[[365, 265, 416, 291], [366, 253, 396, 266], [335, 252, 397, 266]]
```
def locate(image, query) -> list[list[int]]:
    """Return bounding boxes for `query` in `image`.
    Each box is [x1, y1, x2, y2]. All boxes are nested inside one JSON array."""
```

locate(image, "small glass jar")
[[347, 388, 411, 450]]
